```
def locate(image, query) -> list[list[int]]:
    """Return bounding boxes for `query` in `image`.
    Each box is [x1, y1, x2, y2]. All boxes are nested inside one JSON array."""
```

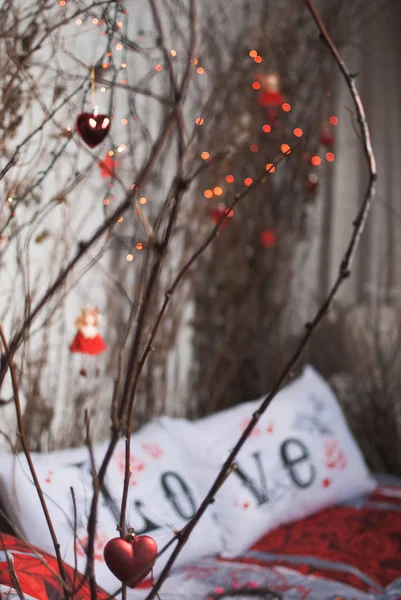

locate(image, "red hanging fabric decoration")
[[98, 154, 118, 178]]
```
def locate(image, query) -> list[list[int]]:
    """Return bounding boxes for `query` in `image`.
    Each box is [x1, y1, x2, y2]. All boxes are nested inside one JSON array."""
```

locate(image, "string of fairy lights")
[[199, 50, 339, 247], [1, 2, 339, 261]]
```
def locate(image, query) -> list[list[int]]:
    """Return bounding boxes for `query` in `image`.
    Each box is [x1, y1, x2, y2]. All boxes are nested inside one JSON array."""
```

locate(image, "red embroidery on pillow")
[[141, 442, 164, 459], [44, 469, 53, 484], [240, 419, 261, 437], [324, 439, 347, 470], [76, 532, 109, 562], [115, 451, 146, 485]]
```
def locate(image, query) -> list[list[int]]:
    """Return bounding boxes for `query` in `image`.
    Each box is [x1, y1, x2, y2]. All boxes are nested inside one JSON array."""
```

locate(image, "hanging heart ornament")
[[103, 535, 158, 587], [76, 112, 111, 148]]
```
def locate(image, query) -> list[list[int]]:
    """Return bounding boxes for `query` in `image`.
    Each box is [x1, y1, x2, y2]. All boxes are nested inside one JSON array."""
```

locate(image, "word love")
[[69, 437, 315, 536]]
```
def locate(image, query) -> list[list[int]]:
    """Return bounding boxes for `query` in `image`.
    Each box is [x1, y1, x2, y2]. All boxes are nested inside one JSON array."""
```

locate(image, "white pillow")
[[160, 365, 377, 557], [0, 420, 223, 594]]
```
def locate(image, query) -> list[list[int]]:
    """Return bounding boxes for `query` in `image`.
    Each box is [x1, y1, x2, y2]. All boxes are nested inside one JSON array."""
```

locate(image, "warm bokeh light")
[[195, 117, 204, 125], [121, 63, 127, 69], [252, 81, 261, 90], [311, 155, 321, 166], [170, 49, 177, 56], [204, 189, 213, 198], [126, 254, 134, 262], [136, 242, 143, 250], [117, 144, 126, 152], [193, 58, 199, 65], [250, 144, 259, 153], [249, 50, 257, 58], [326, 152, 335, 162], [103, 198, 109, 205], [265, 163, 276, 173], [76, 18, 82, 25], [59, 0, 66, 5], [281, 103, 291, 112], [254, 56, 263, 64], [92, 17, 98, 24], [329, 116, 339, 126], [225, 175, 235, 183], [139, 197, 147, 205], [281, 143, 291, 154], [116, 43, 123, 51], [213, 186, 223, 196], [108, 150, 114, 157], [201, 151, 210, 160], [262, 124, 271, 133], [293, 128, 303, 137], [244, 177, 253, 186], [197, 67, 205, 74], [122, 118, 128, 125], [117, 216, 124, 223], [155, 64, 163, 71]]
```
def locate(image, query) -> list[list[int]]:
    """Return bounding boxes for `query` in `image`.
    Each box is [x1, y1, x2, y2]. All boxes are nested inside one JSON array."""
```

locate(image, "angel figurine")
[[257, 72, 285, 125], [69, 307, 107, 376]]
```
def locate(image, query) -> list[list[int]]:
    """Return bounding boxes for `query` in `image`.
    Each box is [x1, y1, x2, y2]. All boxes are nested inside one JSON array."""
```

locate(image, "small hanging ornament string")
[[90, 67, 99, 116]]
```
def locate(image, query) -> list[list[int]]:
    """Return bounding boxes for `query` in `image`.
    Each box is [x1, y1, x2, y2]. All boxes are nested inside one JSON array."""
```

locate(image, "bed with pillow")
[[1, 366, 400, 599]]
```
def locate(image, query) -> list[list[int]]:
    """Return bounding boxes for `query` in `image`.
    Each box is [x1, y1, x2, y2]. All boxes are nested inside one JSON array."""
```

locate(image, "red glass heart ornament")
[[103, 535, 158, 588], [76, 112, 111, 148]]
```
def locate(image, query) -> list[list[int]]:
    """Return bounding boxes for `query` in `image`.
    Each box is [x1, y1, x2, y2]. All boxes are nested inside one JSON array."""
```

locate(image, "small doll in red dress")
[[319, 120, 335, 148], [69, 307, 107, 376], [257, 72, 285, 125]]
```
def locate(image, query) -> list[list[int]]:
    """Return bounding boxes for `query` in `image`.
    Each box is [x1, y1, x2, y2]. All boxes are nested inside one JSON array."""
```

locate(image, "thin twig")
[[0, 83, 83, 188], [0, 326, 70, 599], [144, 0, 377, 596], [84, 410, 100, 600], [0, 94, 180, 394], [208, 588, 282, 599], [70, 487, 79, 598], [83, 83, 183, 586], [117, 0, 198, 537], [0, 533, 25, 600]]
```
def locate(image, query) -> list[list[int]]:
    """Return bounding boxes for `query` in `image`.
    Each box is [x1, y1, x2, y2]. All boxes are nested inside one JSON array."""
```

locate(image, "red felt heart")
[[103, 535, 158, 588], [76, 112, 111, 148]]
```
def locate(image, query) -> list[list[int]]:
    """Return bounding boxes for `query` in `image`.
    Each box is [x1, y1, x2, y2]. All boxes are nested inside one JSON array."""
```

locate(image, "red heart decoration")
[[103, 535, 158, 587], [76, 112, 111, 148]]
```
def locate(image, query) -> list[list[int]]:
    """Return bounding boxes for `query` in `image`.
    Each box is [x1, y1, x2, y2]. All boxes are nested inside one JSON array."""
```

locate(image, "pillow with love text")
[[160, 366, 377, 557], [0, 421, 223, 594]]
